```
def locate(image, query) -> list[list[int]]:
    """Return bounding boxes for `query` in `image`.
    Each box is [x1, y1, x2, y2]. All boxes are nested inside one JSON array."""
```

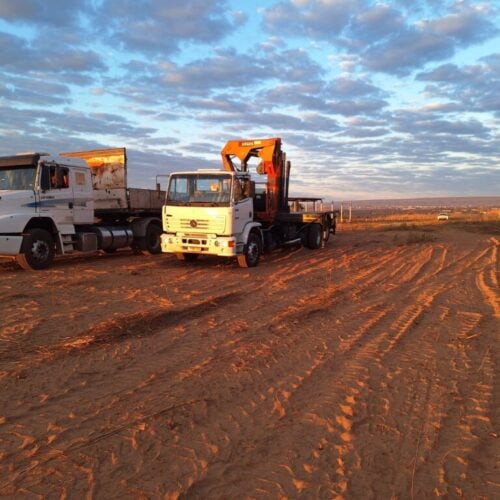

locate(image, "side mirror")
[[156, 182, 161, 199]]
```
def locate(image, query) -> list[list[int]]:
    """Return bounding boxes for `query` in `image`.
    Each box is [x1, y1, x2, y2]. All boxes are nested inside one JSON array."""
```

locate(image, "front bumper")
[[161, 233, 241, 257], [0, 235, 23, 256]]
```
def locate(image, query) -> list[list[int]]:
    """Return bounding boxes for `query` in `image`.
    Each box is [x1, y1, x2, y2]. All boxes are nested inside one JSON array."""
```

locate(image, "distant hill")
[[342, 196, 500, 210]]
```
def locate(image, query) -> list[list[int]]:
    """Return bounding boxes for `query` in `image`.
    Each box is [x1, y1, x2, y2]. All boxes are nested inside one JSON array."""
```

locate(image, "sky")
[[0, 0, 499, 200]]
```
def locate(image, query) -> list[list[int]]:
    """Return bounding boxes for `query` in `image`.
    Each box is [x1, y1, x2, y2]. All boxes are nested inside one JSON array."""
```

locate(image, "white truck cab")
[[0, 153, 93, 268], [161, 169, 262, 267]]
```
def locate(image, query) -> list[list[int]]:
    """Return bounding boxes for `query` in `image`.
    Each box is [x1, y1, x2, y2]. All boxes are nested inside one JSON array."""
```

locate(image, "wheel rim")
[[31, 240, 50, 263]]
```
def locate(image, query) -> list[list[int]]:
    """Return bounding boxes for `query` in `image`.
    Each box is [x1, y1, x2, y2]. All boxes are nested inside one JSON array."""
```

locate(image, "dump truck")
[[161, 138, 336, 267], [0, 148, 164, 270]]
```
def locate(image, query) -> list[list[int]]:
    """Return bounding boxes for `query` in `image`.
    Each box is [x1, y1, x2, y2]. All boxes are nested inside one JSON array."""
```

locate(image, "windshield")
[[0, 166, 37, 190], [167, 174, 232, 205]]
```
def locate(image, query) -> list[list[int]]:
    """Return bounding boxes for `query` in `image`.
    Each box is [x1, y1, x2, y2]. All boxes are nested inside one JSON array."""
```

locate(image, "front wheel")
[[16, 228, 55, 270], [237, 232, 261, 268]]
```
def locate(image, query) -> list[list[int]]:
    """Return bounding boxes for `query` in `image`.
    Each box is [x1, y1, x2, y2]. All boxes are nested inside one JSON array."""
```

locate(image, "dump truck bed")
[[60, 148, 164, 213]]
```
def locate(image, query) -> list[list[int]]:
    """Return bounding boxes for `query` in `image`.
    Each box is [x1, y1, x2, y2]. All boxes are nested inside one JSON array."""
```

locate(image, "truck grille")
[[167, 216, 225, 234]]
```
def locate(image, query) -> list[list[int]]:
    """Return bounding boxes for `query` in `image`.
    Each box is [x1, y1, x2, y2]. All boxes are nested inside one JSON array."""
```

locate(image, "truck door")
[[232, 178, 253, 235], [39, 162, 74, 226], [72, 167, 94, 224]]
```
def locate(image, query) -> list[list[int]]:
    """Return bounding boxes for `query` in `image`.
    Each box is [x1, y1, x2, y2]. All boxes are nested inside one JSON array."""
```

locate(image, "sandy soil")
[[0, 222, 498, 498]]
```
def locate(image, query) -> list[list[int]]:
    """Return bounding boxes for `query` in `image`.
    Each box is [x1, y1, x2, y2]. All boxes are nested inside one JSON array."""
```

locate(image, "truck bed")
[[276, 210, 333, 224], [94, 187, 164, 214], [60, 147, 165, 213]]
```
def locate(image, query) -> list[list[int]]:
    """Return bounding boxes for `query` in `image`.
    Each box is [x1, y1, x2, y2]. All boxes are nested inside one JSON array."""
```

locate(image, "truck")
[[0, 147, 164, 270], [161, 138, 336, 267]]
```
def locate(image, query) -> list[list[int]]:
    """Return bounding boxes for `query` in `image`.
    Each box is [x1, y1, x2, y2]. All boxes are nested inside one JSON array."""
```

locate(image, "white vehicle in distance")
[[437, 213, 449, 221]]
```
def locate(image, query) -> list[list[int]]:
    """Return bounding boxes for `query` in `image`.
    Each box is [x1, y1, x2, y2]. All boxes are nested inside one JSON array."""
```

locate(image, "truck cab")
[[161, 169, 263, 267], [0, 153, 93, 269]]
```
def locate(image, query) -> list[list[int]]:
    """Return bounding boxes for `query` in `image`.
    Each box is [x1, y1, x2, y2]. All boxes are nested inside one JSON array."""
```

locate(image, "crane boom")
[[220, 138, 289, 223]]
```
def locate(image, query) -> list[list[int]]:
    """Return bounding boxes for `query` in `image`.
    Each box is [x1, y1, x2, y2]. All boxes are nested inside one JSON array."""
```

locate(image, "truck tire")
[[323, 217, 331, 243], [16, 228, 55, 270], [237, 232, 261, 268], [136, 223, 162, 255], [307, 223, 322, 250]]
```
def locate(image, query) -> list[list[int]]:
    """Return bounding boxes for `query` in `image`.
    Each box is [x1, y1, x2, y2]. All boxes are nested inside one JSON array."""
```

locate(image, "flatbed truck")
[[161, 138, 336, 267]]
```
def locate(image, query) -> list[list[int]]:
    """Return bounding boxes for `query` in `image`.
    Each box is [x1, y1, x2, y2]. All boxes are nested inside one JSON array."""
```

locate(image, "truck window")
[[0, 166, 36, 190], [75, 171, 86, 186], [167, 174, 232, 204], [49, 165, 70, 189]]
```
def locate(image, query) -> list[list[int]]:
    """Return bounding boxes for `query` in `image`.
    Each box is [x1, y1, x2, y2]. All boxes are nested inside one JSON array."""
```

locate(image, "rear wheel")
[[16, 228, 55, 270], [307, 223, 322, 249], [323, 217, 331, 243], [237, 232, 261, 268]]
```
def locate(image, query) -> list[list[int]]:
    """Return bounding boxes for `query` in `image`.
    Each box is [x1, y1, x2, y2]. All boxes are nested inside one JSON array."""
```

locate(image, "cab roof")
[[0, 153, 87, 169]]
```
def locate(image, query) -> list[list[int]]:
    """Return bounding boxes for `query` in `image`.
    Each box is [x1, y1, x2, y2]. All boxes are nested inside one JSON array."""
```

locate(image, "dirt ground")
[[0, 221, 498, 498]]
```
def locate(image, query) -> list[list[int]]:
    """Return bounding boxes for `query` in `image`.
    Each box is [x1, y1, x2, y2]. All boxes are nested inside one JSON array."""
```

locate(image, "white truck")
[[161, 138, 335, 267], [0, 148, 164, 270]]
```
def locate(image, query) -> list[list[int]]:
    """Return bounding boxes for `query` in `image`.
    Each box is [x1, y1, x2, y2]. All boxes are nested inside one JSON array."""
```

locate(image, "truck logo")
[[190, 219, 198, 228]]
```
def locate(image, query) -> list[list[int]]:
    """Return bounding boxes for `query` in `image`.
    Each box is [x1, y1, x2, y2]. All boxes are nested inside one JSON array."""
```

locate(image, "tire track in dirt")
[[0, 291, 243, 377]]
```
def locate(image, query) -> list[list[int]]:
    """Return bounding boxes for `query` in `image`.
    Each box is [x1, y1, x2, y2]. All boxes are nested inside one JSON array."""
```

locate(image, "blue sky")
[[0, 0, 499, 200]]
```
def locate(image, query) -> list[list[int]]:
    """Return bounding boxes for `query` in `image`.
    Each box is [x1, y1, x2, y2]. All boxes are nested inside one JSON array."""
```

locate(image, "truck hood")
[[0, 189, 37, 216]]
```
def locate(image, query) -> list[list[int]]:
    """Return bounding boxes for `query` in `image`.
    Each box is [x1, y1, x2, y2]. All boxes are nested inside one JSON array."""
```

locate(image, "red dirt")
[[0, 222, 498, 498]]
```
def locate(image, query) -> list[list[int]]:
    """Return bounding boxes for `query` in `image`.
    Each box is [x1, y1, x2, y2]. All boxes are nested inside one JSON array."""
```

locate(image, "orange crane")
[[221, 138, 290, 224]]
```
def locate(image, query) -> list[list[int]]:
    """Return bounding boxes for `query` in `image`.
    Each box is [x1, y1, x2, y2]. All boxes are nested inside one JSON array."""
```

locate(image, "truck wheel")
[[16, 229, 55, 270], [307, 223, 322, 249], [144, 223, 162, 254], [323, 218, 331, 243], [136, 223, 162, 255], [176, 253, 199, 262], [237, 232, 261, 268]]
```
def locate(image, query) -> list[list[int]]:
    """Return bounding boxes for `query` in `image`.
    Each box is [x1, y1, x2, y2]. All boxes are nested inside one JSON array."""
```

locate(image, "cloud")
[[416, 54, 500, 115], [0, 31, 106, 74], [0, 76, 71, 105], [259, 77, 388, 117], [361, 3, 498, 75], [0, 1, 498, 199], [156, 47, 323, 93], [99, 0, 246, 55], [263, 1, 498, 75], [263, 0, 362, 38], [350, 4, 405, 43], [0, 0, 89, 26], [0, 105, 157, 143]]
